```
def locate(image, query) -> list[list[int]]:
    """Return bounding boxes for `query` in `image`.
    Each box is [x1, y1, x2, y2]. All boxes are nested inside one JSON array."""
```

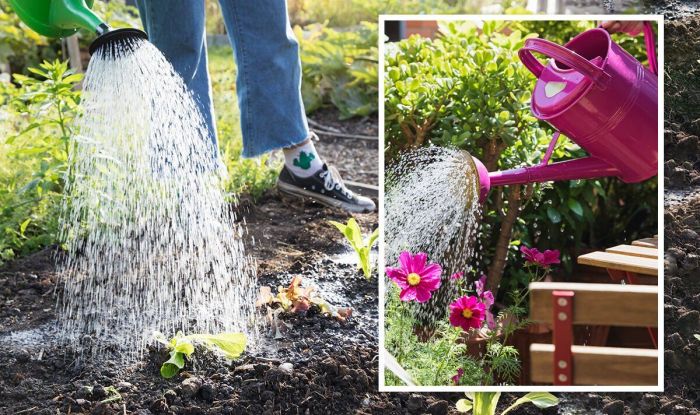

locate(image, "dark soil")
[[309, 108, 378, 187], [0, 188, 435, 415], [0, 113, 445, 415]]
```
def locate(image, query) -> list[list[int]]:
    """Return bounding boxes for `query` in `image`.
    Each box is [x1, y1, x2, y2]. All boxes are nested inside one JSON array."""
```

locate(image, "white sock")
[[283, 138, 324, 177]]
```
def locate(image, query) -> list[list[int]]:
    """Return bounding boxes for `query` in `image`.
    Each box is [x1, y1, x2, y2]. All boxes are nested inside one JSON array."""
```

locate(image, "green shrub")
[[295, 22, 378, 119], [288, 0, 527, 27], [0, 60, 81, 263], [0, 3, 61, 74]]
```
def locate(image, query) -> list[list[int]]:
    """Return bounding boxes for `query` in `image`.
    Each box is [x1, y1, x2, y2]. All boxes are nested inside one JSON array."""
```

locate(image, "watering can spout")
[[472, 156, 619, 202], [8, 0, 148, 55], [8, 0, 108, 38], [49, 0, 109, 35]]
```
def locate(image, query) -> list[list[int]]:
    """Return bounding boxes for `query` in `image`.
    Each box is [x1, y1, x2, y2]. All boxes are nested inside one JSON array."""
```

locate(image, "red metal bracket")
[[607, 268, 626, 283], [552, 290, 574, 385]]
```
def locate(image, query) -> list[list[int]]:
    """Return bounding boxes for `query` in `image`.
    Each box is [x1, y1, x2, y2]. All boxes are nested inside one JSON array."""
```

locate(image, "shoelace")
[[320, 166, 353, 200]]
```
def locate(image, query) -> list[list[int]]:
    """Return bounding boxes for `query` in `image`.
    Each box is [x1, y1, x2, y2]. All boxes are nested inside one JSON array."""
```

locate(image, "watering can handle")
[[519, 38, 611, 89], [643, 22, 658, 75]]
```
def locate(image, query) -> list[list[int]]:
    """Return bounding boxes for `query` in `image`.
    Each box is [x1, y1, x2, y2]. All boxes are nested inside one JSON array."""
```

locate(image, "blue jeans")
[[135, 0, 310, 158]]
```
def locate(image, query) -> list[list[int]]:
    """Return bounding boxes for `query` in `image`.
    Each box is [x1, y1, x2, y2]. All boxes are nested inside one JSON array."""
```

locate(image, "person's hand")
[[600, 21, 645, 36]]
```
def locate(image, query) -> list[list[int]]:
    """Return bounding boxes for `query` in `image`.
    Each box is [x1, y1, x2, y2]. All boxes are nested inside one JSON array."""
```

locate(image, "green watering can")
[[7, 0, 147, 54]]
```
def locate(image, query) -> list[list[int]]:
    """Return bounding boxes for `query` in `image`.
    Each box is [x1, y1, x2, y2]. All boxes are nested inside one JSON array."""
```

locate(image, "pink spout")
[[473, 156, 619, 202]]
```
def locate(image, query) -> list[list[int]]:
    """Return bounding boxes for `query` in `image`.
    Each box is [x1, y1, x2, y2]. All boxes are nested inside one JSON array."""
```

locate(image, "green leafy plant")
[[256, 275, 352, 320], [384, 283, 486, 386], [154, 331, 247, 379], [295, 22, 378, 119], [0, 59, 82, 264], [456, 392, 559, 414], [287, 0, 523, 27], [0, 3, 60, 74], [329, 218, 379, 279]]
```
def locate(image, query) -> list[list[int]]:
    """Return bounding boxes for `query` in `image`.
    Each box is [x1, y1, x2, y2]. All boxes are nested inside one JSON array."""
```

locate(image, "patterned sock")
[[283, 138, 323, 178]]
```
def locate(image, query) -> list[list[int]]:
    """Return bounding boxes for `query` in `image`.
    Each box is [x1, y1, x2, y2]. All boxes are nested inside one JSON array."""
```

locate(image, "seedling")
[[256, 276, 351, 321], [153, 331, 247, 379], [456, 392, 559, 414], [101, 386, 122, 404], [329, 218, 379, 279]]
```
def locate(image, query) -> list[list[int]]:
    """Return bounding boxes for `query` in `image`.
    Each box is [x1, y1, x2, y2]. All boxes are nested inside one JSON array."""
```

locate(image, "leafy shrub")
[[288, 0, 526, 27], [295, 22, 378, 119], [384, 20, 657, 297], [0, 3, 60, 74], [0, 60, 81, 264]]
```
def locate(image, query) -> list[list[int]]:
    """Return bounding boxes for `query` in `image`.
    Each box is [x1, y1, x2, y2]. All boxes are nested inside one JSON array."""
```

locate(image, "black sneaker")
[[277, 164, 376, 213]]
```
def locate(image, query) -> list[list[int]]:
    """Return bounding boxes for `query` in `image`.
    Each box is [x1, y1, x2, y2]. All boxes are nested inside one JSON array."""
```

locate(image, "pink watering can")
[[472, 22, 658, 201]]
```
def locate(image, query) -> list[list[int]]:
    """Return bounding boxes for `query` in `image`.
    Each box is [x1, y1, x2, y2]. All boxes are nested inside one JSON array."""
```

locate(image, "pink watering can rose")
[[386, 251, 442, 303]]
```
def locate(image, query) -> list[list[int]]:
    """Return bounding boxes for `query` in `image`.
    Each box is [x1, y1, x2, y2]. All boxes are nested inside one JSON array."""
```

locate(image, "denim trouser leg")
[[135, 0, 220, 160], [217, 0, 309, 158], [136, 0, 309, 159]]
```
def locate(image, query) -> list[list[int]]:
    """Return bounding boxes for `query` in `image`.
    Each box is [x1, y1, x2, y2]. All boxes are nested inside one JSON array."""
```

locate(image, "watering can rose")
[[386, 251, 442, 303]]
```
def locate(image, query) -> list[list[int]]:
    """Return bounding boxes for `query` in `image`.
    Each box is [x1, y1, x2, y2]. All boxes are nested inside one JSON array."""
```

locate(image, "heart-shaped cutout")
[[545, 81, 567, 98]]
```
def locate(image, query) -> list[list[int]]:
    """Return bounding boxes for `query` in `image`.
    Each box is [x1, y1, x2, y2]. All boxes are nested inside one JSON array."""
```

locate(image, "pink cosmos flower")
[[386, 251, 442, 303], [520, 246, 560, 268], [449, 295, 486, 331], [450, 272, 464, 280], [474, 275, 496, 329], [452, 367, 464, 385]]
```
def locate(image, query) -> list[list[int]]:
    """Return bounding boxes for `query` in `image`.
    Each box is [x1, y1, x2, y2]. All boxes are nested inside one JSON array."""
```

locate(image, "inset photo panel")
[[379, 14, 663, 391]]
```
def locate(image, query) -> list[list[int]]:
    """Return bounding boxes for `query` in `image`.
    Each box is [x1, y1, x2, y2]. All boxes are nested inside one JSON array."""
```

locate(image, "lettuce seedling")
[[456, 392, 559, 415], [329, 218, 379, 279], [256, 276, 352, 320], [154, 331, 247, 379]]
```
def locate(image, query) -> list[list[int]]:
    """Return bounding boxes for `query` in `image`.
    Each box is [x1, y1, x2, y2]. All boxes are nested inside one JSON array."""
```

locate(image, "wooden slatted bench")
[[631, 236, 658, 248], [576, 240, 660, 348], [529, 282, 658, 386], [578, 242, 659, 285]]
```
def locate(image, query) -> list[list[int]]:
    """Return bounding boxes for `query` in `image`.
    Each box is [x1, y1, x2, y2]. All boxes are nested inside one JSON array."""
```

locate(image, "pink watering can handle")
[[643, 22, 658, 75], [519, 37, 611, 89]]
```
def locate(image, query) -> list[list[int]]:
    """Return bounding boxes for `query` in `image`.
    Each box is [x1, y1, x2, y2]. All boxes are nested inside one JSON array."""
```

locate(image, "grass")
[[208, 46, 281, 201]]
